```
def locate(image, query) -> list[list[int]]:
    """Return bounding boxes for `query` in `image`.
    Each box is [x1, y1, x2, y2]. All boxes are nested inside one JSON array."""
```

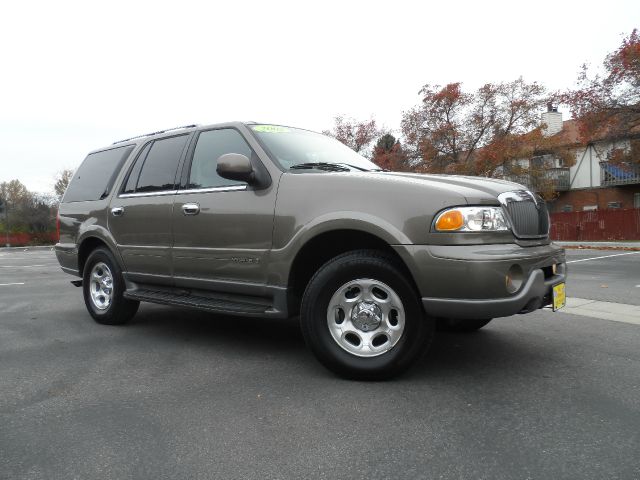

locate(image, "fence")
[[550, 208, 640, 241], [1, 232, 58, 247]]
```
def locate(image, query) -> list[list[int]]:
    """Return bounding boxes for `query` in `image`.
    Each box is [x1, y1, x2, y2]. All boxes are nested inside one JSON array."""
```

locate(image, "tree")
[[0, 179, 30, 207], [371, 134, 410, 171], [323, 115, 381, 155], [401, 78, 554, 175], [54, 169, 74, 198], [558, 29, 640, 163], [0, 180, 57, 238]]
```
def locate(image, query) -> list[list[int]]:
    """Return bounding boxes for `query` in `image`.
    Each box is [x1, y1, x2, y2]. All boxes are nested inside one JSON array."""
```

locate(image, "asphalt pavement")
[[1, 248, 639, 480]]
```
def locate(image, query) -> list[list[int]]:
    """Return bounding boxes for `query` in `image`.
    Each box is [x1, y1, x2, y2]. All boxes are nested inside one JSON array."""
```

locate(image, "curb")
[[0, 245, 56, 252], [555, 243, 640, 252]]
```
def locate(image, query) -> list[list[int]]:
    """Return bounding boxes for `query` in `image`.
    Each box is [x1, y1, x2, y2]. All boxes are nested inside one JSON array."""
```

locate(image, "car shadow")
[[129, 305, 554, 382]]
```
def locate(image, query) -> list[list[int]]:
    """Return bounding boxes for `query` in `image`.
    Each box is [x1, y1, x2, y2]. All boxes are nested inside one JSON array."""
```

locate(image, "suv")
[[56, 122, 567, 379]]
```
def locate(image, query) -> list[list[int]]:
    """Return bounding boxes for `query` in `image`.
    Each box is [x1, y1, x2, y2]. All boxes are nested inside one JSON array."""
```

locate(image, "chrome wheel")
[[327, 278, 405, 357], [89, 262, 114, 311]]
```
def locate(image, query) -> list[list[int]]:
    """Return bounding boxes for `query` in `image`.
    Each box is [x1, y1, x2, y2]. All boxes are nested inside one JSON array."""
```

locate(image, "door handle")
[[111, 207, 124, 217], [182, 203, 200, 215]]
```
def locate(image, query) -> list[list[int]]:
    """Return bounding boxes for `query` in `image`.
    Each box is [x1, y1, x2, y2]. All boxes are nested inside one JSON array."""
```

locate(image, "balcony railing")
[[600, 161, 640, 186], [505, 168, 570, 191]]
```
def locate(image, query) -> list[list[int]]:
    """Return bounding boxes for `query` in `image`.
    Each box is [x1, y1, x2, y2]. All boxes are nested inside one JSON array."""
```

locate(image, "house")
[[507, 105, 640, 213]]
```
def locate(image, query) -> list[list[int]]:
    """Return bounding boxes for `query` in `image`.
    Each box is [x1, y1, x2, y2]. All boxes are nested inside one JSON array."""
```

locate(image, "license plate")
[[552, 282, 566, 311]]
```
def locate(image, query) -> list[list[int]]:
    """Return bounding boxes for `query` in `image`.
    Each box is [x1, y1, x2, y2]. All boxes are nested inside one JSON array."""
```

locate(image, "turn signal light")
[[435, 210, 464, 231]]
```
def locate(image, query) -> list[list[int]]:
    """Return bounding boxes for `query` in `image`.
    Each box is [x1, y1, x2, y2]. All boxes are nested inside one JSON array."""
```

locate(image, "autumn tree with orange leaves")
[[371, 134, 410, 171], [558, 29, 640, 164], [400, 78, 574, 198], [323, 115, 381, 155]]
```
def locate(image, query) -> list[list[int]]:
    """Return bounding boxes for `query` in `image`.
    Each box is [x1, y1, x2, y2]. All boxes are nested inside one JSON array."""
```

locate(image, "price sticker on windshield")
[[252, 125, 290, 133]]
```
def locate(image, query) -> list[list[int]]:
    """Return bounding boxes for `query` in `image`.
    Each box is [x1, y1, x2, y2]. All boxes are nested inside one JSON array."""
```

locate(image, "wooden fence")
[[550, 208, 640, 241], [1, 232, 58, 247]]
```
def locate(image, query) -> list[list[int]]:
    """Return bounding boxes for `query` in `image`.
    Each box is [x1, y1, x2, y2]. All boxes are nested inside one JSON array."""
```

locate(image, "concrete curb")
[[0, 245, 56, 252], [555, 241, 640, 251]]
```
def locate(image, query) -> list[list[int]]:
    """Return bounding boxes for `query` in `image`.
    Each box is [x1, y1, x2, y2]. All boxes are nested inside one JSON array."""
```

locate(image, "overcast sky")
[[1, 0, 638, 193]]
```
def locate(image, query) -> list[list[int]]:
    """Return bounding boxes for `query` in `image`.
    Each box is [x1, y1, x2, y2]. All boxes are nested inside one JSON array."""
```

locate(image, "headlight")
[[434, 206, 509, 232]]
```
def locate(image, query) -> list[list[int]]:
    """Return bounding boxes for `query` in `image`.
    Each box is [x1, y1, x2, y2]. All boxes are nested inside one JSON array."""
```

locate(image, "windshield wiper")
[[289, 162, 351, 172]]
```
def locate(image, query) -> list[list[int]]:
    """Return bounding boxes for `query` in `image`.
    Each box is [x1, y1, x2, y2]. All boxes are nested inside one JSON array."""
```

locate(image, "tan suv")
[[56, 122, 567, 379]]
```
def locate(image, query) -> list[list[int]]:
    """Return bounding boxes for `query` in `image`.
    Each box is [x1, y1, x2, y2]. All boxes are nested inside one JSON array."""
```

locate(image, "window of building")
[[561, 205, 573, 212], [607, 201, 622, 209], [583, 205, 598, 211], [187, 129, 253, 189], [634, 193, 640, 208], [130, 135, 190, 193]]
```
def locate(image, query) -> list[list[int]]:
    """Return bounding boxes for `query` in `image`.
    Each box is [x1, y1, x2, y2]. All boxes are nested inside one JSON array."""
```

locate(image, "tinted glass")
[[122, 142, 152, 194], [64, 145, 135, 202], [250, 125, 379, 171], [135, 135, 189, 193], [188, 129, 252, 189]]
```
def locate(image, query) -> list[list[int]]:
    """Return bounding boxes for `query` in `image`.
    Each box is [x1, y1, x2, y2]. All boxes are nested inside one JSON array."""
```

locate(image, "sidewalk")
[[555, 241, 640, 251]]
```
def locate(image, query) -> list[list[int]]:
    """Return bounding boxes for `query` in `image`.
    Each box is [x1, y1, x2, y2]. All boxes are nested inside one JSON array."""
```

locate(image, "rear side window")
[[126, 135, 189, 193], [188, 129, 252, 189], [63, 145, 135, 202]]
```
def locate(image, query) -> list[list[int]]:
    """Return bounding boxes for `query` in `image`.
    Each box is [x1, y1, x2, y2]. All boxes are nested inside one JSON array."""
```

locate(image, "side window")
[[130, 135, 189, 193], [122, 142, 152, 194], [188, 129, 253, 189], [63, 145, 135, 202]]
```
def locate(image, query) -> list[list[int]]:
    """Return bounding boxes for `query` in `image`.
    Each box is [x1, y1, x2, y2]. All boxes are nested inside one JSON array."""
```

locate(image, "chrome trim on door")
[[118, 190, 178, 199], [179, 185, 247, 195]]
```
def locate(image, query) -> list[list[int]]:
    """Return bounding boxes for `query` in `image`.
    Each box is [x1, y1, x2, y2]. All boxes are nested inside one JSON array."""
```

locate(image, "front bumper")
[[392, 243, 566, 320]]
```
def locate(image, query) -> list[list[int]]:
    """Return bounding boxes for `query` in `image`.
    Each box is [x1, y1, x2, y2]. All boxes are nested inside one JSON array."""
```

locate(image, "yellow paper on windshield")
[[252, 125, 290, 133]]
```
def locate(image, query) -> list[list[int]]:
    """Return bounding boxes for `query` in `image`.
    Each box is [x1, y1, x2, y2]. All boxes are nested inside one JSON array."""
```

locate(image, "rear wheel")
[[82, 247, 139, 325], [437, 318, 492, 333], [300, 250, 434, 380]]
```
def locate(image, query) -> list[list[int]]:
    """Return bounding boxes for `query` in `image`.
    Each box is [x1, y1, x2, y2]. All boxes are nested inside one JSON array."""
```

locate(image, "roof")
[[552, 115, 640, 147]]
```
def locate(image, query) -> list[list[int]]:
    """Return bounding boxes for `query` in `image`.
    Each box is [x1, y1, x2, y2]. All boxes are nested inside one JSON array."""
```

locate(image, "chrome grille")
[[498, 191, 549, 239]]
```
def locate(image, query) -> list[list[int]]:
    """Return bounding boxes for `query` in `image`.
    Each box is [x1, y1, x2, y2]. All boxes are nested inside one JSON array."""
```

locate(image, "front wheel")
[[82, 247, 139, 325], [300, 250, 434, 380]]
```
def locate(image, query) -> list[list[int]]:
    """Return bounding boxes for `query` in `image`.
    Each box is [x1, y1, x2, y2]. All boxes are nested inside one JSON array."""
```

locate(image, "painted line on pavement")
[[567, 251, 640, 264], [0, 264, 52, 268], [0, 282, 25, 286], [561, 297, 640, 325]]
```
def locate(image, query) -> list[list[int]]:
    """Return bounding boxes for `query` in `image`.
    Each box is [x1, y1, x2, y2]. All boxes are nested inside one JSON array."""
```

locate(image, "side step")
[[123, 288, 269, 315]]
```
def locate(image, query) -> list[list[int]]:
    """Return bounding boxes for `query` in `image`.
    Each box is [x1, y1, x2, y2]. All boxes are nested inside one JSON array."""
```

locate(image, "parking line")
[[567, 251, 640, 264], [0, 282, 26, 286], [0, 264, 51, 268]]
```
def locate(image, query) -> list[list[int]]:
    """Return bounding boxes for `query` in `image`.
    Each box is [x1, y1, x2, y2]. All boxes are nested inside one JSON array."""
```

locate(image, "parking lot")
[[1, 248, 639, 479]]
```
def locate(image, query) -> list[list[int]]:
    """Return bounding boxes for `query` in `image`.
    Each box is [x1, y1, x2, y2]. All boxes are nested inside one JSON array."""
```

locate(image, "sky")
[[1, 0, 638, 193]]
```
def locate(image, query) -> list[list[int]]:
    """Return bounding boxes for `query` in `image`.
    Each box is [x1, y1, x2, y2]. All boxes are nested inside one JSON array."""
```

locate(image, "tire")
[[300, 250, 434, 380], [82, 247, 139, 325], [436, 318, 492, 333]]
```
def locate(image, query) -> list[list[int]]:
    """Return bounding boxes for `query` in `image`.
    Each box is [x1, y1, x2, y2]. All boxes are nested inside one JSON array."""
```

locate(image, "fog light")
[[506, 264, 524, 294]]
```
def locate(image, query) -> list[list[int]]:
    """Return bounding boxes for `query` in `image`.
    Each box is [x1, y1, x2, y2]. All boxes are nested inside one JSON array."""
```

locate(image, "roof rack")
[[112, 124, 199, 145]]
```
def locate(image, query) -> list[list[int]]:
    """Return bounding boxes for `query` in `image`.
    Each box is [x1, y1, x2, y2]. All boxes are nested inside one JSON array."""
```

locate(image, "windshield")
[[249, 125, 379, 171]]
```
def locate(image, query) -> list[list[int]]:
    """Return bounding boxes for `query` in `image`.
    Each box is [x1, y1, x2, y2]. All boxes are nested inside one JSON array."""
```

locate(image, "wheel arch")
[[286, 228, 417, 316], [77, 234, 123, 276]]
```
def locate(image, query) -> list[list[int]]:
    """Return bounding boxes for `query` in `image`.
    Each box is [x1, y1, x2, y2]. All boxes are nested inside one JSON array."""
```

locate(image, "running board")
[[123, 288, 270, 316]]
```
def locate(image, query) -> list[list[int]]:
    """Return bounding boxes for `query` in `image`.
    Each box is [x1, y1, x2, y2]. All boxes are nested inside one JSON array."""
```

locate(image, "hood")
[[373, 172, 526, 205]]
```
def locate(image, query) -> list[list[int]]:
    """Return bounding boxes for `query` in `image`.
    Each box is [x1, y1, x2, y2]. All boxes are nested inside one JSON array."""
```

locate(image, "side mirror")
[[216, 153, 255, 183]]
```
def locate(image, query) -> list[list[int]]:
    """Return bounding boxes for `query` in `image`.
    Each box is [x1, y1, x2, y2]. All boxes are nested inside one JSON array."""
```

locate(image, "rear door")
[[171, 127, 277, 292], [109, 134, 191, 284]]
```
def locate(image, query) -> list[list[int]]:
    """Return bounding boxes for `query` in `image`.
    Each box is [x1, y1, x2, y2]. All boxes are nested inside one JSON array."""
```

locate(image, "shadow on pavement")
[[126, 305, 554, 381]]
